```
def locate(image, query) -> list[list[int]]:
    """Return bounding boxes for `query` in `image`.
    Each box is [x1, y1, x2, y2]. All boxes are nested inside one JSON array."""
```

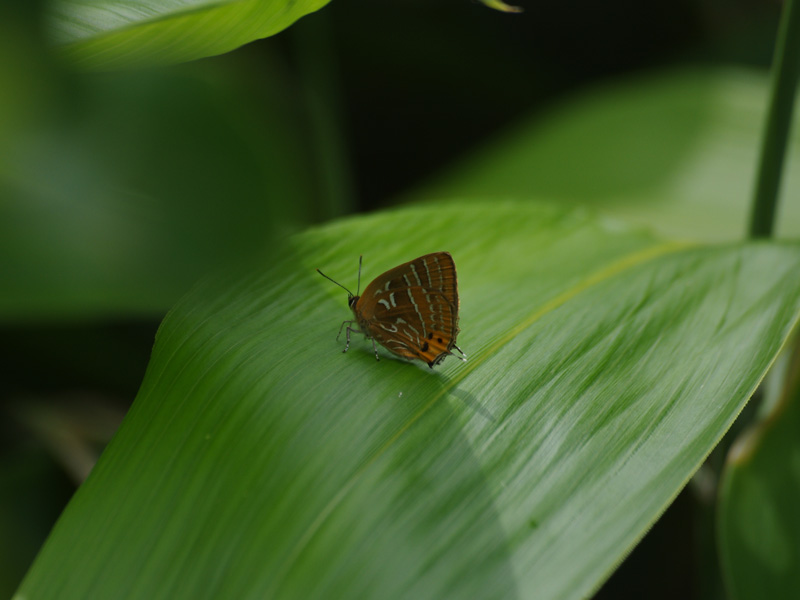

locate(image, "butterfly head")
[[318, 256, 364, 315], [317, 265, 360, 312]]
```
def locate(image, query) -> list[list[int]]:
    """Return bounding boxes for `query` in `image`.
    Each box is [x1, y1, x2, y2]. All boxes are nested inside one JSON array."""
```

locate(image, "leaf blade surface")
[[17, 202, 800, 599]]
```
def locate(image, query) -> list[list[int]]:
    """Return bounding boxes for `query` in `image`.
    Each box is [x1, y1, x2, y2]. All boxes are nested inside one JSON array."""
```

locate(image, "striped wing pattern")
[[355, 252, 463, 367]]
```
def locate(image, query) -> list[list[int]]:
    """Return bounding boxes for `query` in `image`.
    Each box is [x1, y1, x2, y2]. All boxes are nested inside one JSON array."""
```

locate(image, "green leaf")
[[0, 58, 311, 321], [407, 68, 800, 242], [718, 354, 800, 600], [16, 202, 800, 599], [47, 0, 330, 69], [479, 0, 523, 13]]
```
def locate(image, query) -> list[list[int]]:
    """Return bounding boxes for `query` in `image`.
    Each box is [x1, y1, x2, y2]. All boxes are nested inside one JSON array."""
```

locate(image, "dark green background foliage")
[[2, 0, 800, 599]]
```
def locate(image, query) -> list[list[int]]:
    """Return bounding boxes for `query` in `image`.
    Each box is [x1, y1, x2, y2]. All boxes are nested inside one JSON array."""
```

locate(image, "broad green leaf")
[[407, 68, 800, 242], [47, 0, 330, 69], [718, 356, 800, 600], [16, 202, 800, 599]]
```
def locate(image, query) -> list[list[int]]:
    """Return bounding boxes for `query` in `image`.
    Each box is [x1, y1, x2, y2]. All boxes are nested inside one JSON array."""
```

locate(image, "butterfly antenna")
[[357, 255, 363, 296], [316, 268, 355, 297]]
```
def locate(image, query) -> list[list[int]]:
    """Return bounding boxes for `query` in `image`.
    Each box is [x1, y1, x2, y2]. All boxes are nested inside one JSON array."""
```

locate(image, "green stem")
[[749, 0, 800, 238]]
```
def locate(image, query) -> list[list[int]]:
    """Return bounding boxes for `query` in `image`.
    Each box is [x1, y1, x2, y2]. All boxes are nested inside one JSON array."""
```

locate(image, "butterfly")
[[317, 252, 467, 368]]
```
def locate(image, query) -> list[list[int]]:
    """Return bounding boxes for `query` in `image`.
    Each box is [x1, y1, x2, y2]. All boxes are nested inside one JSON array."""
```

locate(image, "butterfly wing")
[[360, 252, 459, 316], [364, 252, 457, 300], [358, 252, 461, 367], [368, 291, 459, 366]]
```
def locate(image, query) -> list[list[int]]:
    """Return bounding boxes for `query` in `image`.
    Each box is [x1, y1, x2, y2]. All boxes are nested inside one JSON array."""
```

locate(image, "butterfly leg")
[[370, 338, 380, 361], [336, 319, 358, 342], [452, 344, 468, 362], [337, 320, 360, 353], [342, 325, 356, 353], [342, 324, 369, 354]]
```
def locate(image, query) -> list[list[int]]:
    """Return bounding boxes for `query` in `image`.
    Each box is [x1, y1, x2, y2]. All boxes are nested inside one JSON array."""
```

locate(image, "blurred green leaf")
[[0, 50, 312, 321], [718, 350, 800, 600], [479, 0, 523, 13], [47, 0, 330, 69], [407, 68, 800, 242], [16, 202, 800, 599]]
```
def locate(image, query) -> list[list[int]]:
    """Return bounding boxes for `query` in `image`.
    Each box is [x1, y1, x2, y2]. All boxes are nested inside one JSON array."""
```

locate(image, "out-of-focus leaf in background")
[[0, 7, 315, 589], [406, 68, 800, 242], [0, 7, 313, 321], [15, 202, 800, 600], [47, 0, 330, 69], [718, 347, 800, 600]]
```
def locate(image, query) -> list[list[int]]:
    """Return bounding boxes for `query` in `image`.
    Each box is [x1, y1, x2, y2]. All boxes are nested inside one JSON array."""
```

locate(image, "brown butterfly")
[[317, 252, 467, 368]]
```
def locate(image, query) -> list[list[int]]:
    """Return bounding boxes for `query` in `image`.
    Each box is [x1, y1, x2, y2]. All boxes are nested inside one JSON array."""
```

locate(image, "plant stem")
[[749, 0, 800, 238]]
